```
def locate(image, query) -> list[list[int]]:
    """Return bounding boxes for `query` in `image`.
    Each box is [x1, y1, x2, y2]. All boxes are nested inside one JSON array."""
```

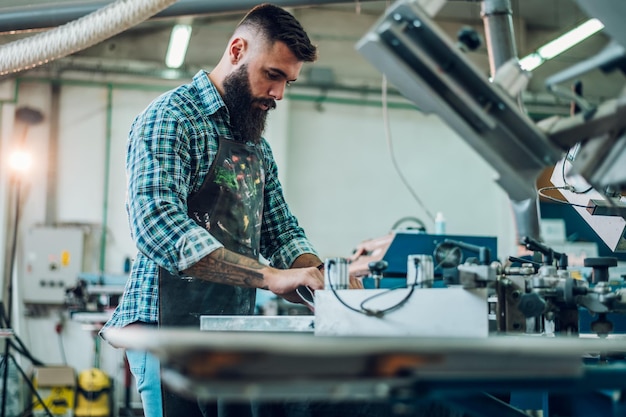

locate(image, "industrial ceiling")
[[0, 0, 624, 112]]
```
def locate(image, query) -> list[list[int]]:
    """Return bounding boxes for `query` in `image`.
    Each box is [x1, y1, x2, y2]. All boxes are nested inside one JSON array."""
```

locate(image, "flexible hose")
[[0, 0, 180, 76]]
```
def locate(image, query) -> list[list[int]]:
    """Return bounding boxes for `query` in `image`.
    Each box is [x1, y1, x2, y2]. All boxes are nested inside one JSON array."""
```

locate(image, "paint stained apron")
[[158, 137, 264, 417]]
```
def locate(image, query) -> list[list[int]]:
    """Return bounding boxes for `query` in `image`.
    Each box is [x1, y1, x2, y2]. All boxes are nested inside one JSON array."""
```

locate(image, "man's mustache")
[[254, 98, 276, 110]]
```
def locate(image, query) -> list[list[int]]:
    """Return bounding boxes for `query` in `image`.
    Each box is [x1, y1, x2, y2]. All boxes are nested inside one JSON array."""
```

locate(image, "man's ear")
[[229, 37, 247, 65]]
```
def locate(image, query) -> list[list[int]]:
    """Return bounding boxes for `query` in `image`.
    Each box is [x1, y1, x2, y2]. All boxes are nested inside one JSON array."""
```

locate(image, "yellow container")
[[32, 366, 76, 417], [75, 368, 111, 417]]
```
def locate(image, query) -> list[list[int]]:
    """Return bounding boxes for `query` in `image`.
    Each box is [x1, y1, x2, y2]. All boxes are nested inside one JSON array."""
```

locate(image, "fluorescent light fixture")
[[165, 24, 192, 69], [519, 18, 604, 72], [519, 53, 543, 72]]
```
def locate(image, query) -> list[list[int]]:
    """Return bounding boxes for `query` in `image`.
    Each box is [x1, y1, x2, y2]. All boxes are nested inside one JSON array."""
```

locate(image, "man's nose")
[[269, 82, 286, 101]]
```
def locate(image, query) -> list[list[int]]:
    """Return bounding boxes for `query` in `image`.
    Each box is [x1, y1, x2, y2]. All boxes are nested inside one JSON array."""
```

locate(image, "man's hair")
[[237, 3, 318, 62]]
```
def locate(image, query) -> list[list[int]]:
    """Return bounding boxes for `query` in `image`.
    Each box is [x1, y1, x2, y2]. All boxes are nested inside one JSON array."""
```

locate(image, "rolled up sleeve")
[[126, 102, 223, 275]]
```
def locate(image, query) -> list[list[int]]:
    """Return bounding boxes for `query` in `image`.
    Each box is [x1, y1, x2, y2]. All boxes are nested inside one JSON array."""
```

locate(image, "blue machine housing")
[[360, 231, 498, 288]]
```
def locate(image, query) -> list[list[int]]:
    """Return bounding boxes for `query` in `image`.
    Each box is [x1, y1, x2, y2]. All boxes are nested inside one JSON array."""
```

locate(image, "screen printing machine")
[[105, 0, 626, 416]]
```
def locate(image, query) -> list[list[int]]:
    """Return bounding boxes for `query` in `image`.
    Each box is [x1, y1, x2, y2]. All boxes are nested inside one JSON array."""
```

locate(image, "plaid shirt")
[[102, 70, 317, 330]]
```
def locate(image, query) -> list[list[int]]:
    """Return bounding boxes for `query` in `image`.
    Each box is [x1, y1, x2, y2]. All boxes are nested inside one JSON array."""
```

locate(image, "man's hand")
[[263, 265, 324, 304]]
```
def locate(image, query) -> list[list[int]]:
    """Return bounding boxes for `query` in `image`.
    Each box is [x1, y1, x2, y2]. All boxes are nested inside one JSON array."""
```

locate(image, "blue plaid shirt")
[[103, 70, 317, 330]]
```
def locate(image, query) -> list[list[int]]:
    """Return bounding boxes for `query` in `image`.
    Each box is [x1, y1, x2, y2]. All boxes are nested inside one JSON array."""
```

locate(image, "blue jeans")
[[126, 349, 163, 417]]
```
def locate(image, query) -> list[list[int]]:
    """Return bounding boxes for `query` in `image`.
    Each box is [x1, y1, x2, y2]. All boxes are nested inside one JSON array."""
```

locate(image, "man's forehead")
[[259, 41, 302, 78]]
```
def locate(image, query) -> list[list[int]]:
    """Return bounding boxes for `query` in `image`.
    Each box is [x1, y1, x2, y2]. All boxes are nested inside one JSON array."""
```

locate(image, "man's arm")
[[290, 253, 324, 269], [182, 248, 324, 303]]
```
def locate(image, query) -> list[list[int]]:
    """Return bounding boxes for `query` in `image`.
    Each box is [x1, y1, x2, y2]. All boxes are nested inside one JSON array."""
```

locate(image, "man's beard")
[[222, 64, 276, 144]]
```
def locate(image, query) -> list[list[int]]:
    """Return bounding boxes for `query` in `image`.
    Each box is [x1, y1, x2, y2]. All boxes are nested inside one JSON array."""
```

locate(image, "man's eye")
[[286, 81, 293, 87], [267, 72, 280, 80]]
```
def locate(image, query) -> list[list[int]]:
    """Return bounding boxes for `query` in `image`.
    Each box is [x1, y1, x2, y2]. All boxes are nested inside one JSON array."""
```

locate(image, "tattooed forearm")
[[182, 248, 267, 288]]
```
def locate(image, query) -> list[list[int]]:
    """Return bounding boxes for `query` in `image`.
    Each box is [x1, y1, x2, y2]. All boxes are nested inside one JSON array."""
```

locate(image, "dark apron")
[[158, 137, 265, 417], [157, 139, 399, 417]]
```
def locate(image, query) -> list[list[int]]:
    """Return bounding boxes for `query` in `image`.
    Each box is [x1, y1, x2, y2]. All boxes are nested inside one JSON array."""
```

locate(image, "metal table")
[[104, 324, 626, 417]]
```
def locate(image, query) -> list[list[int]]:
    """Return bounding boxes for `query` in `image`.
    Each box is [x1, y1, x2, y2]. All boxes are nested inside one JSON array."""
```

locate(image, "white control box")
[[315, 287, 489, 338], [22, 226, 89, 304]]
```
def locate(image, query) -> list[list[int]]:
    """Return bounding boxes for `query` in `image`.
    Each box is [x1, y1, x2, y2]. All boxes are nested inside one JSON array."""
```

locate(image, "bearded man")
[[101, 4, 333, 416]]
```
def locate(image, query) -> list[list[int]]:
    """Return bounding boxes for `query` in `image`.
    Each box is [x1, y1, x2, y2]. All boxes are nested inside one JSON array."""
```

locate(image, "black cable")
[[1, 179, 21, 417], [327, 239, 467, 318], [537, 186, 595, 209], [358, 257, 423, 315], [326, 262, 367, 315], [9, 359, 54, 417], [391, 216, 427, 232], [327, 258, 419, 318], [9, 337, 44, 367], [561, 150, 593, 194], [5, 181, 20, 329], [0, 302, 44, 366], [359, 284, 416, 317], [0, 180, 50, 417]]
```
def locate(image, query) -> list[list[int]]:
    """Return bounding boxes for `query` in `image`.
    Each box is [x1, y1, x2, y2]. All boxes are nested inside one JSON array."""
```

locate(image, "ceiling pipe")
[[482, 0, 542, 244], [481, 0, 517, 78], [0, 0, 180, 76], [0, 0, 378, 34]]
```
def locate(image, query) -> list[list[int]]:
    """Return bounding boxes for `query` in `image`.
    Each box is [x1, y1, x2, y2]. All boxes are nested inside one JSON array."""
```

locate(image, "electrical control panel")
[[21, 226, 88, 304]]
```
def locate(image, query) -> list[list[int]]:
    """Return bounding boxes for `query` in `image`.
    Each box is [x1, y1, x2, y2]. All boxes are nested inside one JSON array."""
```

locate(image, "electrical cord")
[[0, 308, 44, 367], [325, 262, 366, 315], [561, 149, 593, 194], [358, 284, 416, 317], [336, 277, 449, 317], [327, 244, 463, 318], [1, 182, 44, 368], [4, 181, 21, 329], [0, 182, 45, 367], [327, 260, 418, 318], [537, 185, 596, 209], [381, 75, 436, 224], [391, 216, 427, 232]]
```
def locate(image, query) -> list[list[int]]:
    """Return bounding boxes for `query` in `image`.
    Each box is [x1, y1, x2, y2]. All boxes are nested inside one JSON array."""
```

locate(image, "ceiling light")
[[519, 18, 605, 72], [8, 149, 33, 174], [519, 54, 543, 72], [165, 24, 192, 69]]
